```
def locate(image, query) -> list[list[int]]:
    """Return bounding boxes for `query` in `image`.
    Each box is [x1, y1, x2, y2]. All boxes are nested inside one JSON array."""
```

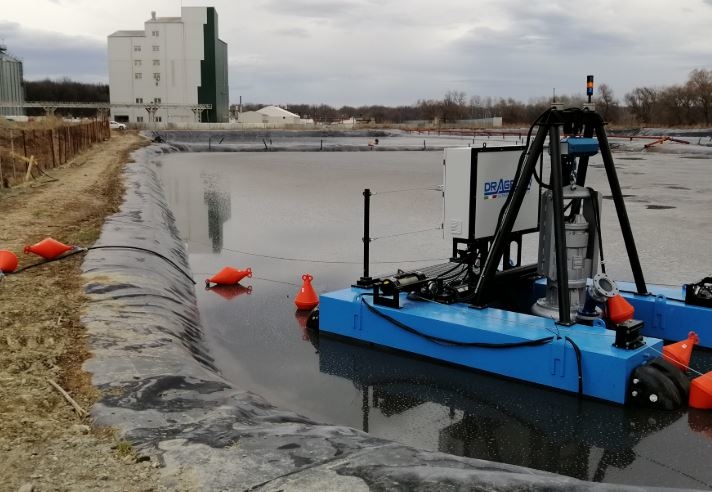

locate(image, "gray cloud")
[[2, 0, 712, 106], [0, 21, 106, 82], [261, 0, 368, 20], [273, 27, 311, 38]]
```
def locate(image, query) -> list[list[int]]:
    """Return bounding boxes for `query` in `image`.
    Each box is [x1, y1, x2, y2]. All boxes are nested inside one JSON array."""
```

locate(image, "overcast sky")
[[2, 0, 712, 106]]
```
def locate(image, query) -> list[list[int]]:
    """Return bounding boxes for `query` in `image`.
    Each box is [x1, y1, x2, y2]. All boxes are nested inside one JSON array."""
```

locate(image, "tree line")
[[23, 78, 109, 117], [22, 69, 712, 126]]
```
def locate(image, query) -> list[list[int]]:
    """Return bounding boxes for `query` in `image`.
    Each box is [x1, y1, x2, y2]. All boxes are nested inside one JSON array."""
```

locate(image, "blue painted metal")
[[319, 288, 662, 404], [532, 278, 712, 348], [561, 137, 599, 157], [616, 281, 712, 349]]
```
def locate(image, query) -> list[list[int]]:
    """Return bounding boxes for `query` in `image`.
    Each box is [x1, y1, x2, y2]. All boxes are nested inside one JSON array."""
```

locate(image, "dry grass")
[[0, 131, 165, 490]]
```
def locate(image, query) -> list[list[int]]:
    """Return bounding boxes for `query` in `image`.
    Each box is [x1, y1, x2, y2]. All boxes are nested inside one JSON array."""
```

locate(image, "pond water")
[[157, 148, 712, 489]]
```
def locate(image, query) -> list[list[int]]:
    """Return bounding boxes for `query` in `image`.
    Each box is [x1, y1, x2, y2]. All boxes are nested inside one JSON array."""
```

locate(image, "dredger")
[[316, 77, 712, 409]]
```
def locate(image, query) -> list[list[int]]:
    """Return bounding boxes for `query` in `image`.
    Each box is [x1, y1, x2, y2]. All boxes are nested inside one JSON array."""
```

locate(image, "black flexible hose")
[[361, 296, 584, 398], [8, 245, 196, 285], [11, 248, 86, 274], [564, 336, 584, 397], [87, 245, 196, 284], [361, 297, 554, 348]]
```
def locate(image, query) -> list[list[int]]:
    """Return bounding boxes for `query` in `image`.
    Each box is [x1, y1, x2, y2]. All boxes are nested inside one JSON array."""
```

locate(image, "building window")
[[154, 97, 162, 104], [155, 116, 162, 122], [153, 73, 161, 81], [153, 59, 160, 66], [137, 116, 144, 122], [134, 73, 142, 79], [133, 45, 141, 52], [152, 45, 159, 52], [135, 97, 143, 103], [151, 30, 159, 37], [134, 60, 142, 67]]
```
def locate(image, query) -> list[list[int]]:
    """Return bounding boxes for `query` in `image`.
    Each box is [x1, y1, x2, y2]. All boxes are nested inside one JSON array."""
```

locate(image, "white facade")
[[237, 106, 303, 126], [108, 7, 228, 124]]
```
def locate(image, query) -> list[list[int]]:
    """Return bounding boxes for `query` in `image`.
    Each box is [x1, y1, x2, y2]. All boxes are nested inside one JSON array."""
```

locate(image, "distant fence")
[[0, 120, 110, 187]]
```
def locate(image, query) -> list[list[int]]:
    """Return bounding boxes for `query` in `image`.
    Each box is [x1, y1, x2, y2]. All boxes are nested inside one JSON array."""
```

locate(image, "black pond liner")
[[79, 143, 625, 490]]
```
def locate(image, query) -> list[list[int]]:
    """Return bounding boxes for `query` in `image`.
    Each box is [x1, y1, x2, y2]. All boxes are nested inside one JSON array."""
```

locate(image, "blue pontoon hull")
[[320, 287, 664, 404]]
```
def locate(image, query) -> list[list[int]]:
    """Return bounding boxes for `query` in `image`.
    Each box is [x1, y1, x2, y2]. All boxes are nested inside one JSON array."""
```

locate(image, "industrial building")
[[237, 106, 306, 126], [107, 7, 228, 124], [0, 44, 24, 117]]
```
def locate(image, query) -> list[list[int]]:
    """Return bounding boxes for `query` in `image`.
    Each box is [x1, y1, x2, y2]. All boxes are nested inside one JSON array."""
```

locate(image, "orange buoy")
[[205, 284, 252, 300], [295, 273, 319, 311], [24, 237, 73, 260], [0, 250, 19, 273], [607, 294, 635, 324], [689, 371, 712, 409], [663, 331, 700, 371], [205, 266, 252, 286]]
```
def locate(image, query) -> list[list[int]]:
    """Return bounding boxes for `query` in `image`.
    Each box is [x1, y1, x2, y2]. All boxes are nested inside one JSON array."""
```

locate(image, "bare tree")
[[687, 68, 712, 125], [596, 83, 620, 123], [441, 90, 468, 123], [625, 87, 658, 124]]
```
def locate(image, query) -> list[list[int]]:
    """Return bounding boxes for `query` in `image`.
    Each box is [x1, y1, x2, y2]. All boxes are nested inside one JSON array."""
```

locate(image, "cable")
[[643, 343, 706, 377], [361, 296, 554, 348], [564, 336, 584, 396], [11, 247, 86, 273], [361, 295, 585, 398], [371, 186, 442, 195], [9, 245, 196, 285], [217, 244, 448, 265], [371, 225, 443, 241], [87, 245, 196, 284]]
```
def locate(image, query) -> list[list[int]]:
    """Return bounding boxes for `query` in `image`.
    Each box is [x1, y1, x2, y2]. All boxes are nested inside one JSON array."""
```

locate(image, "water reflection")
[[205, 283, 252, 300], [203, 178, 231, 253], [313, 333, 704, 483]]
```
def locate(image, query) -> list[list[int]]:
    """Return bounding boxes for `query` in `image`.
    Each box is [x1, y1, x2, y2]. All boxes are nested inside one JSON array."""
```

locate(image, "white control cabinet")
[[443, 146, 540, 240]]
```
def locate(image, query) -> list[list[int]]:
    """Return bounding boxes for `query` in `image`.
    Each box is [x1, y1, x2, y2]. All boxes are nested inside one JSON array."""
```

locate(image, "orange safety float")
[[295, 273, 319, 311], [689, 371, 712, 410], [662, 331, 699, 371], [24, 237, 74, 260], [0, 250, 19, 273], [205, 266, 252, 286], [607, 294, 635, 324]]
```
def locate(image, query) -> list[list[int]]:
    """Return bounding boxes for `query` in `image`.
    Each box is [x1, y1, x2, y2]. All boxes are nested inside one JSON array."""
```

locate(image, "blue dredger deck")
[[320, 286, 662, 405]]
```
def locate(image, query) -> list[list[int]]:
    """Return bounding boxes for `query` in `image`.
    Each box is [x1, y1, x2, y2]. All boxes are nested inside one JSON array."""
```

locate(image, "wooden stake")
[[48, 379, 88, 418], [24, 156, 35, 182]]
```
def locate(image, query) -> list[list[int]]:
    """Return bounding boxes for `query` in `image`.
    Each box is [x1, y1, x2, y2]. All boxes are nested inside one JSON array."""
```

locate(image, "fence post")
[[49, 129, 56, 168]]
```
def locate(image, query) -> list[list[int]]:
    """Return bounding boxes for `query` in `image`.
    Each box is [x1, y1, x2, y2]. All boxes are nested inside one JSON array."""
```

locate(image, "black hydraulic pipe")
[[473, 119, 550, 306], [594, 122, 648, 294], [548, 123, 573, 325]]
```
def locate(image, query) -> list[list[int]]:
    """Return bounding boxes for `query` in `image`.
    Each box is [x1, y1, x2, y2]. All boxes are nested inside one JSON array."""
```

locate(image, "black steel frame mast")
[[472, 108, 648, 324]]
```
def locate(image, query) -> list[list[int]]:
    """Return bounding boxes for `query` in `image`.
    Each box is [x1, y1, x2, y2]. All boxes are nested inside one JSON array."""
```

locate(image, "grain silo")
[[0, 43, 24, 117]]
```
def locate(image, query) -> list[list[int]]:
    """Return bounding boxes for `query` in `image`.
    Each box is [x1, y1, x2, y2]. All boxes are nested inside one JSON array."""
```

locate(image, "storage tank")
[[0, 44, 25, 117]]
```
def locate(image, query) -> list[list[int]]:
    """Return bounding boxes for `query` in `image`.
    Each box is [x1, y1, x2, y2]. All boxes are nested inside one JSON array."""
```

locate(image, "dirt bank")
[[0, 131, 165, 491]]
